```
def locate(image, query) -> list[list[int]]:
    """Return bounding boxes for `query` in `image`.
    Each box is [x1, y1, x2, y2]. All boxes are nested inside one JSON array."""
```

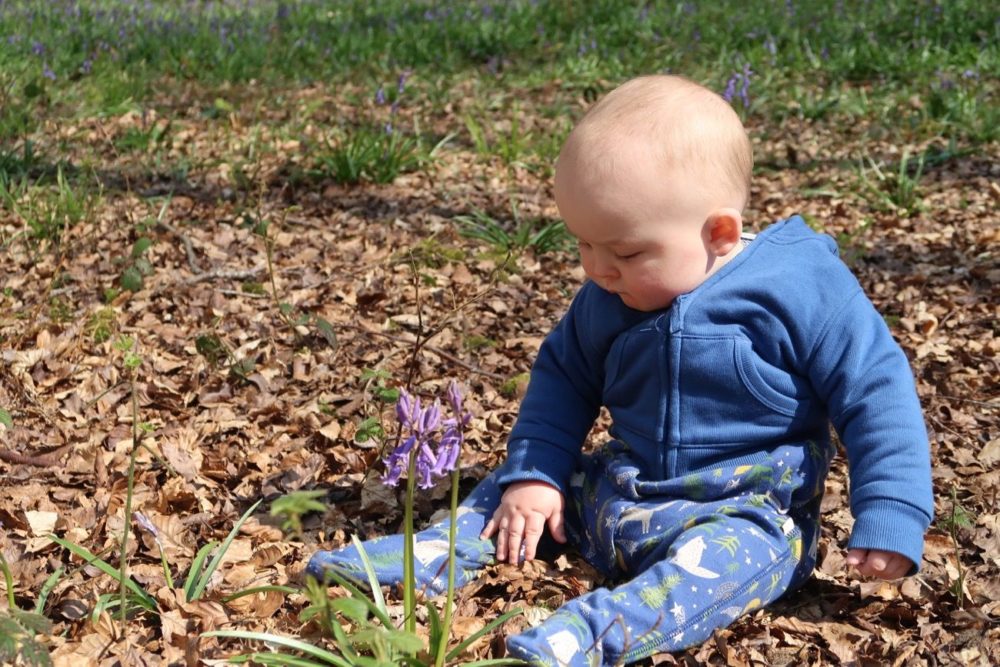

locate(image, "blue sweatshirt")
[[498, 216, 933, 569]]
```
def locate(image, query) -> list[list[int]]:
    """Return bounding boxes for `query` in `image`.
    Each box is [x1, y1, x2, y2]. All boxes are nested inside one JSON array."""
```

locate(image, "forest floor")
[[1, 80, 999, 666]]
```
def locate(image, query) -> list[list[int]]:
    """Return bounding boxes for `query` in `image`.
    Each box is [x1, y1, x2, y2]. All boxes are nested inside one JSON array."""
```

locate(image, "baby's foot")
[[506, 612, 602, 667]]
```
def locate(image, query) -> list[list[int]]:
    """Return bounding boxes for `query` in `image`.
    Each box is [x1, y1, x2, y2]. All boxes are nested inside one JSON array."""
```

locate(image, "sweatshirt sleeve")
[[495, 282, 612, 493], [807, 287, 934, 571]]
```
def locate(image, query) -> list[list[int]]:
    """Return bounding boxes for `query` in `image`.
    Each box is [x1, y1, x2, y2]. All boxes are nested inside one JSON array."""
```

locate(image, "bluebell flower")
[[722, 75, 737, 103], [133, 511, 161, 546], [31, 39, 44, 56], [43, 63, 56, 81], [383, 383, 470, 489], [739, 63, 752, 108], [722, 64, 752, 109], [375, 84, 387, 106], [764, 35, 777, 57]]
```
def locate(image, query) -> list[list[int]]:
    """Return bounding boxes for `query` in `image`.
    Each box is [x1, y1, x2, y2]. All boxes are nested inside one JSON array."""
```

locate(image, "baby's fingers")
[[522, 513, 546, 562], [547, 507, 567, 543], [480, 517, 497, 541], [505, 514, 526, 564]]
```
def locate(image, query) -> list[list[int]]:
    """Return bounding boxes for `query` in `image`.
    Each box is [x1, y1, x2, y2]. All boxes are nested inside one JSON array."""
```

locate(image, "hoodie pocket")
[[678, 336, 812, 446]]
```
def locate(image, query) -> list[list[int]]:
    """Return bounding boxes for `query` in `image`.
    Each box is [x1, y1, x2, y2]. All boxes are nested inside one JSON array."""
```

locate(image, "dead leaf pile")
[[0, 80, 997, 666]]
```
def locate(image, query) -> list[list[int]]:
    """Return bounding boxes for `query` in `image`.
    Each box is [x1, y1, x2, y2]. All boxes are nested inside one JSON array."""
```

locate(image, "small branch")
[[157, 218, 202, 274], [337, 322, 506, 381], [934, 395, 999, 409], [0, 444, 68, 467], [217, 289, 268, 299], [182, 266, 264, 285]]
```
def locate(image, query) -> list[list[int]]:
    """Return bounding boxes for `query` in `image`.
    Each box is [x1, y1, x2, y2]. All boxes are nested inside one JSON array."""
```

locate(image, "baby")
[[309, 74, 933, 666]]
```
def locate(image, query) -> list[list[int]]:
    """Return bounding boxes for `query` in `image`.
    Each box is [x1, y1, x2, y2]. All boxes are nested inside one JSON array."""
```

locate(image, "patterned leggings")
[[307, 445, 818, 666]]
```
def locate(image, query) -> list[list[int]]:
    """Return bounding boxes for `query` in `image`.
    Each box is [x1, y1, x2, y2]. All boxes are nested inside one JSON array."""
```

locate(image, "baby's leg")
[[306, 471, 502, 595], [506, 508, 801, 666]]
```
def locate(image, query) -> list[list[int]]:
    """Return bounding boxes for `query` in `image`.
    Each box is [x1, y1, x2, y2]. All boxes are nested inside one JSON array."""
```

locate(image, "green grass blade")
[[459, 660, 529, 667], [48, 535, 157, 612], [0, 551, 15, 609], [350, 534, 387, 615], [189, 498, 262, 601], [242, 652, 332, 667], [184, 540, 219, 602], [34, 566, 65, 614], [203, 630, 351, 667], [221, 585, 299, 603], [313, 566, 394, 629], [446, 608, 523, 661]]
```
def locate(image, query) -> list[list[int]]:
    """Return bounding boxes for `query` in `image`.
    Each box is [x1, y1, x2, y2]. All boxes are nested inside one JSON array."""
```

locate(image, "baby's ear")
[[705, 208, 743, 256]]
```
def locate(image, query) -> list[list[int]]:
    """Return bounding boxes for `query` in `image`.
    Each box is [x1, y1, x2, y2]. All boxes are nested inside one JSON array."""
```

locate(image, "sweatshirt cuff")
[[847, 498, 933, 573], [495, 439, 578, 493]]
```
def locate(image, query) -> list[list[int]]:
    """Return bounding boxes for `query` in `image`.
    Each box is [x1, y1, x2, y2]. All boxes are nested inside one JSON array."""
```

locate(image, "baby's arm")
[[846, 548, 914, 580], [481, 481, 567, 563]]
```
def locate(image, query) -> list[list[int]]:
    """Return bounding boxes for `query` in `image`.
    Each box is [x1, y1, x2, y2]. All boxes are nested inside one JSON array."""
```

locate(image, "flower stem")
[[435, 468, 461, 667], [402, 451, 418, 635], [119, 366, 140, 623]]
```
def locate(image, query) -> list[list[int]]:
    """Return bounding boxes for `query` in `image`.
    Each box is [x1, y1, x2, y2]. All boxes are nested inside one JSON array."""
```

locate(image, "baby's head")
[[554, 75, 753, 311]]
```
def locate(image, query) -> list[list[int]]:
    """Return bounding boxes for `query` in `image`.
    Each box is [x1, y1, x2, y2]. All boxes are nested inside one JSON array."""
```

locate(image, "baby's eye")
[[616, 251, 641, 260]]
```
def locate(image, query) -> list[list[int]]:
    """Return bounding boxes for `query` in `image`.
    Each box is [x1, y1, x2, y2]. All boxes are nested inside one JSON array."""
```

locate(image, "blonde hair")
[[560, 75, 753, 210]]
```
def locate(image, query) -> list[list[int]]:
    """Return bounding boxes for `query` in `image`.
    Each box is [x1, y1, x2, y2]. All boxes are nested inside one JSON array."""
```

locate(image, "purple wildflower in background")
[[722, 75, 737, 103], [739, 63, 752, 107], [42, 63, 56, 81], [722, 64, 752, 109], [133, 511, 162, 546], [31, 39, 44, 56], [396, 70, 410, 94], [764, 35, 777, 57], [383, 382, 470, 489], [375, 84, 387, 105]]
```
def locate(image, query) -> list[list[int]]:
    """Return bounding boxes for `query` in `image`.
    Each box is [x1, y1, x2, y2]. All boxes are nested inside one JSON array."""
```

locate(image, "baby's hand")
[[481, 481, 567, 564], [846, 548, 913, 579]]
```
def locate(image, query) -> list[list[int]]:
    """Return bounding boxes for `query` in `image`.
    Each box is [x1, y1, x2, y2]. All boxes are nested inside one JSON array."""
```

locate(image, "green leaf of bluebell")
[[120, 266, 143, 292], [313, 316, 338, 349]]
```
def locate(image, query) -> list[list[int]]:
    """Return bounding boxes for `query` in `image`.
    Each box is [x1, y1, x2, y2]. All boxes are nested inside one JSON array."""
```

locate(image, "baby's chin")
[[616, 292, 673, 312]]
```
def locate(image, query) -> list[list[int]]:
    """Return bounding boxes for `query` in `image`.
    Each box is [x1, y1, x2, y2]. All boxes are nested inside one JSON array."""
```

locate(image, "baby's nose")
[[590, 255, 620, 279]]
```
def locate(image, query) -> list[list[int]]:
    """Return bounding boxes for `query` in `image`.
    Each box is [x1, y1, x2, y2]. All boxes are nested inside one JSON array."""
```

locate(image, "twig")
[[0, 443, 69, 467], [217, 288, 268, 299], [156, 217, 202, 274], [336, 322, 506, 381], [935, 395, 999, 409], [182, 266, 264, 285]]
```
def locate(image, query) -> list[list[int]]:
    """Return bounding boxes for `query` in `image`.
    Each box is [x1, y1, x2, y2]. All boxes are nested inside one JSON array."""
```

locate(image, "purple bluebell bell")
[[739, 63, 752, 108], [722, 74, 737, 103], [133, 511, 163, 547], [383, 382, 469, 489], [43, 63, 56, 81], [722, 64, 752, 109], [375, 84, 387, 106]]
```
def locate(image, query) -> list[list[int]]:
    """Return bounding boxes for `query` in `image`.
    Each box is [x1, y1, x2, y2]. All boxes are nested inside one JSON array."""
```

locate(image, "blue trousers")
[[308, 443, 819, 666]]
